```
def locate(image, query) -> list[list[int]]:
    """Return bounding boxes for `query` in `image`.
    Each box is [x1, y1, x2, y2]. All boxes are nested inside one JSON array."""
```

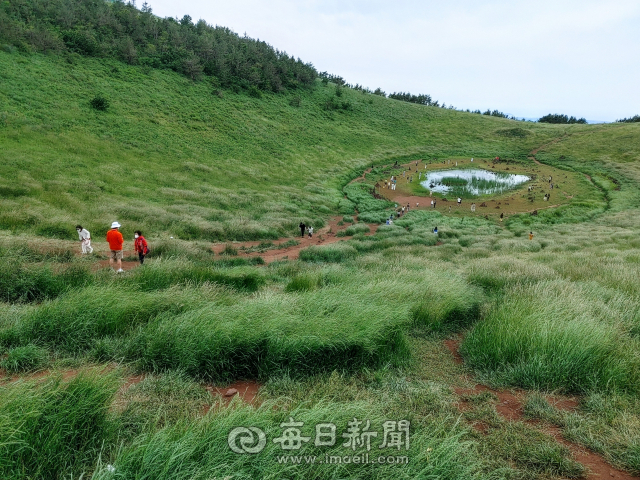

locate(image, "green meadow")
[[2, 20, 640, 480]]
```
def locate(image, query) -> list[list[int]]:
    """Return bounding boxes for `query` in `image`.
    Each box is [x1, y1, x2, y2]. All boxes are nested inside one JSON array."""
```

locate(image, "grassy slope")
[[2, 48, 640, 479], [0, 49, 581, 241]]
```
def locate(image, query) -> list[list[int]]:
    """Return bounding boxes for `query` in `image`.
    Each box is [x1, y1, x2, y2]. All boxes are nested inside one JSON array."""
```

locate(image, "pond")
[[420, 169, 530, 197]]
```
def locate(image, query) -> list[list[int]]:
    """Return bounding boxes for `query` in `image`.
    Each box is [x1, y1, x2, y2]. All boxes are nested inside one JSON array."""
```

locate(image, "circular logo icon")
[[228, 427, 267, 454]]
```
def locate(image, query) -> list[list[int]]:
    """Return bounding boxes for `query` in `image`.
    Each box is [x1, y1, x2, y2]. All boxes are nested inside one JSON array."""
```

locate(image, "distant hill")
[[0, 1, 638, 242]]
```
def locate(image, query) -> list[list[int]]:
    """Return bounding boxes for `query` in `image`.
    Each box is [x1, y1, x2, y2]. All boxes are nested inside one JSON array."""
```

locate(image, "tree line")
[[538, 114, 587, 124], [617, 115, 640, 123], [0, 0, 317, 92]]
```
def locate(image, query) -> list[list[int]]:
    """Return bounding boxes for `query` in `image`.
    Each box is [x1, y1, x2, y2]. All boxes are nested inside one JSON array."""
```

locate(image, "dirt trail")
[[444, 339, 639, 479], [212, 215, 380, 263], [204, 380, 262, 413]]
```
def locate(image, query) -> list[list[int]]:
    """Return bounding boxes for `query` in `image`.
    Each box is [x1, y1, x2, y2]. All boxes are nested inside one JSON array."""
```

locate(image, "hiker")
[[106, 221, 124, 273], [308, 226, 313, 238], [407, 203, 410, 211], [433, 199, 437, 208], [433, 226, 438, 235], [529, 231, 534, 241], [401, 206, 405, 214], [134, 230, 149, 265], [471, 158, 474, 162], [76, 225, 93, 254], [500, 212, 504, 222], [431, 200, 434, 208], [449, 205, 451, 213], [416, 202, 419, 208], [386, 218, 390, 225], [299, 222, 306, 237], [457, 197, 462, 207], [471, 203, 476, 212]]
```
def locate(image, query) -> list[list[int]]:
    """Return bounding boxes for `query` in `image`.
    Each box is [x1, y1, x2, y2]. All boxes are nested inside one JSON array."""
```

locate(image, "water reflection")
[[420, 169, 530, 196]]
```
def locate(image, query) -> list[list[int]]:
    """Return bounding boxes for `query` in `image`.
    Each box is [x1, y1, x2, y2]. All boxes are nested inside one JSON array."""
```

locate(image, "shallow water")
[[420, 169, 530, 196]]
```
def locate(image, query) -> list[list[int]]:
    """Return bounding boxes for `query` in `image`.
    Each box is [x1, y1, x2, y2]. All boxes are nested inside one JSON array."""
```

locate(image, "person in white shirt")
[[75, 225, 93, 253], [308, 226, 314, 238]]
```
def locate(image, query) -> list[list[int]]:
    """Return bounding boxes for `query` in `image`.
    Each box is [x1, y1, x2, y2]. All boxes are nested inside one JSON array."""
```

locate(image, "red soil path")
[[212, 215, 380, 263], [444, 338, 639, 479]]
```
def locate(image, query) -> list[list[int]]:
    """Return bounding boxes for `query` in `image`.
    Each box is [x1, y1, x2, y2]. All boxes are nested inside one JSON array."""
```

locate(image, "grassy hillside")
[[2, 37, 640, 480], [0, 49, 590, 241]]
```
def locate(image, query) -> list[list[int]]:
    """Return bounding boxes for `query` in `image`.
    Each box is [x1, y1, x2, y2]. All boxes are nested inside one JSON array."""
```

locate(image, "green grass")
[[0, 344, 48, 373], [461, 281, 640, 394], [0, 50, 575, 243], [0, 370, 120, 479], [1, 26, 640, 480]]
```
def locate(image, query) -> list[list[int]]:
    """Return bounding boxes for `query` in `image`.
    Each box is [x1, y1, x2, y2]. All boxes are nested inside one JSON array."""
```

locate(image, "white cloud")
[[146, 0, 640, 121]]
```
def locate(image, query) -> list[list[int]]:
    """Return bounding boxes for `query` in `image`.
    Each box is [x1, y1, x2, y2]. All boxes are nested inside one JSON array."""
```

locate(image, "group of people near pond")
[[75, 222, 149, 273]]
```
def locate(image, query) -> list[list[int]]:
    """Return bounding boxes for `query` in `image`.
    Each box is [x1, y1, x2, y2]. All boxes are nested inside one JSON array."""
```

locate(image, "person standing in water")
[[134, 230, 149, 264], [299, 222, 306, 237], [76, 225, 93, 254]]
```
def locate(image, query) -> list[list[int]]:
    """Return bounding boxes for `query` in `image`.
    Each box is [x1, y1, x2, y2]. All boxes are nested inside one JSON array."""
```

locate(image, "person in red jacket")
[[106, 221, 124, 273], [134, 230, 149, 264]]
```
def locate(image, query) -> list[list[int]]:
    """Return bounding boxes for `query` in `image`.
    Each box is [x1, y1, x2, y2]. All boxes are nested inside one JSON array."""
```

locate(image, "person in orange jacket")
[[106, 221, 124, 273], [134, 230, 149, 264]]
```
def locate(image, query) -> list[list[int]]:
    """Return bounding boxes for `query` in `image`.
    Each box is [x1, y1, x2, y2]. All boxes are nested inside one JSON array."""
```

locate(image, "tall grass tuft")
[[123, 260, 265, 292], [4, 286, 213, 353], [133, 286, 410, 381], [0, 370, 120, 479], [92, 401, 479, 480], [1, 344, 49, 373], [0, 259, 92, 302], [299, 244, 358, 263], [461, 281, 640, 394]]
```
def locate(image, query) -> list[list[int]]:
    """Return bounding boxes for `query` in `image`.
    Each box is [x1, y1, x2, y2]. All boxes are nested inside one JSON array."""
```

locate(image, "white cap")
[[111, 221, 121, 229]]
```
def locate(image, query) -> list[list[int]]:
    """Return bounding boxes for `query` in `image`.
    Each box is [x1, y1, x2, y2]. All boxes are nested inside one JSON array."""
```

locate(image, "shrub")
[[89, 95, 109, 111], [248, 86, 262, 98], [1, 344, 48, 373], [289, 95, 301, 107]]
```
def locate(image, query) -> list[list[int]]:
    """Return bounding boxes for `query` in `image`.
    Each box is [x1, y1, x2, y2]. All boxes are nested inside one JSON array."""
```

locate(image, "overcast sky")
[[147, 0, 640, 122]]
